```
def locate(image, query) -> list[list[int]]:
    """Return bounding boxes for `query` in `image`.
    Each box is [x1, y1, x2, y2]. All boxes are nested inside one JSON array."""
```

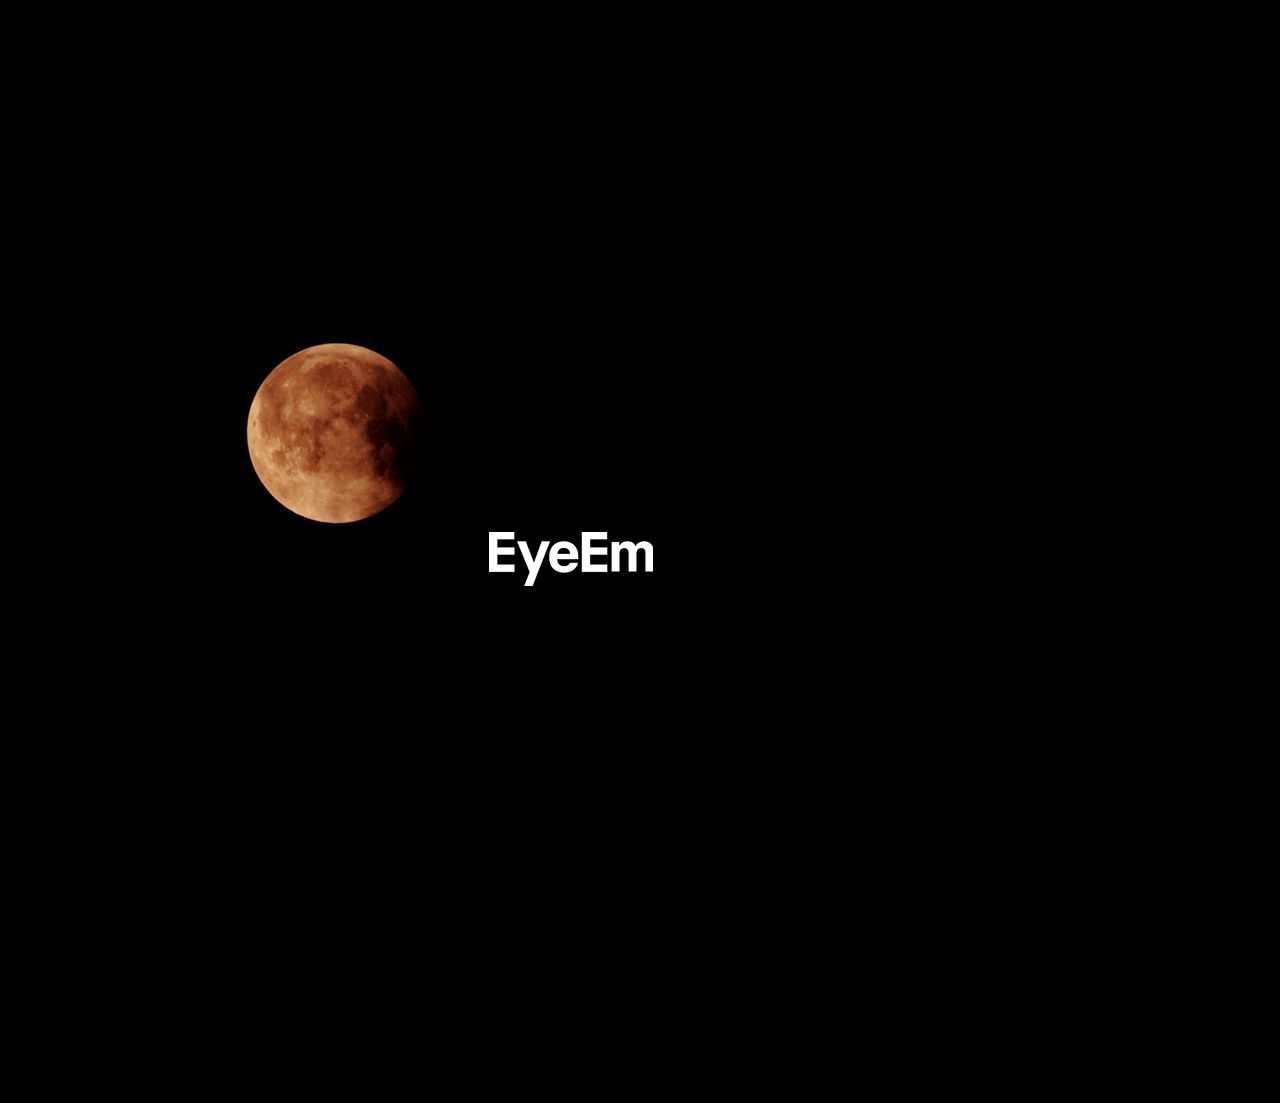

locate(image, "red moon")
[[247, 344, 423, 523]]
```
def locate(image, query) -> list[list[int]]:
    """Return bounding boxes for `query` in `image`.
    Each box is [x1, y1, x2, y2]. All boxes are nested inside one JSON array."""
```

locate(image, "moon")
[[247, 343, 423, 523]]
